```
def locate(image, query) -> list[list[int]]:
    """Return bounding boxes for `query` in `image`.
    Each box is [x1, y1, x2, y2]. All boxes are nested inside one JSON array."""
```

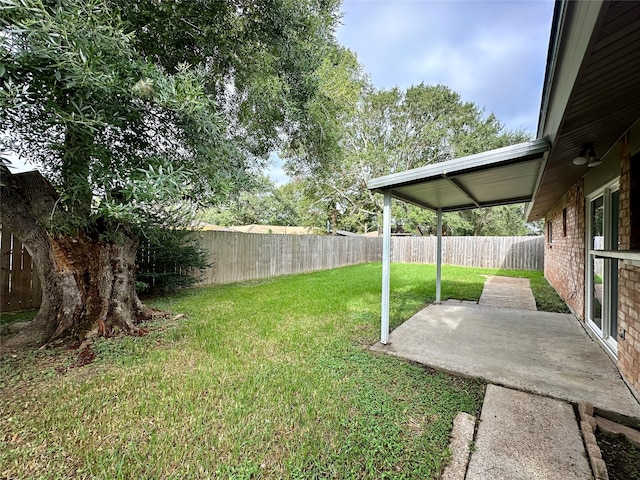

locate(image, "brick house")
[[369, 0, 640, 400], [527, 0, 640, 398]]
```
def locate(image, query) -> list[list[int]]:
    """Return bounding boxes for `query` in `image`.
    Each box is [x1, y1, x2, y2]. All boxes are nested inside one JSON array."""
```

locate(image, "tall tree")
[[0, 0, 340, 348], [285, 45, 368, 177], [115, 0, 341, 165], [297, 82, 531, 233]]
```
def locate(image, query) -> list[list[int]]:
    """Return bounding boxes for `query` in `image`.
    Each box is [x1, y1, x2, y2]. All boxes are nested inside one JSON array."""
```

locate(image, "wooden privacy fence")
[[194, 232, 543, 285], [196, 231, 382, 285], [0, 228, 543, 312], [391, 235, 544, 271], [0, 229, 42, 313]]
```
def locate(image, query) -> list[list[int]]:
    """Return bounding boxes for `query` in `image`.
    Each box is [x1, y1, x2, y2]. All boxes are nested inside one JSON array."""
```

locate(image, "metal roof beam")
[[441, 195, 534, 212], [444, 176, 480, 208], [367, 138, 550, 192], [389, 190, 438, 211]]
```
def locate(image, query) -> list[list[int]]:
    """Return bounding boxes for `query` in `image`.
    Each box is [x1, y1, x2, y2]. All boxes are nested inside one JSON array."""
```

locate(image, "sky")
[[267, 0, 555, 184], [337, 0, 554, 134]]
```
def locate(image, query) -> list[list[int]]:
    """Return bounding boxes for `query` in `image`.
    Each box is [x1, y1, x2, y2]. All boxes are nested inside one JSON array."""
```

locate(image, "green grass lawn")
[[0, 263, 566, 479]]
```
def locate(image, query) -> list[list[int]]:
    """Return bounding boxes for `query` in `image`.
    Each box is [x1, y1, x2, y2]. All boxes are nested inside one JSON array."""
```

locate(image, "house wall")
[[544, 180, 585, 319], [544, 130, 640, 397], [618, 133, 640, 394]]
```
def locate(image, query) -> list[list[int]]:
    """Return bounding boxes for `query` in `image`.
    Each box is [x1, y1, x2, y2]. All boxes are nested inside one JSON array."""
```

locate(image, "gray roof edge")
[[367, 137, 551, 191], [525, 149, 550, 222], [537, 0, 568, 139]]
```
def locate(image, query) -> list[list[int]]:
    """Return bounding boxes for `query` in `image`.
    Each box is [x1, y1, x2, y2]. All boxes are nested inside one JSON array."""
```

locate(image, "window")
[[547, 220, 553, 244], [562, 208, 567, 237]]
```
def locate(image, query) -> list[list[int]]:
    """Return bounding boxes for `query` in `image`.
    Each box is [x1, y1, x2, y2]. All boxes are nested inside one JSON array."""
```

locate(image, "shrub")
[[136, 228, 209, 294]]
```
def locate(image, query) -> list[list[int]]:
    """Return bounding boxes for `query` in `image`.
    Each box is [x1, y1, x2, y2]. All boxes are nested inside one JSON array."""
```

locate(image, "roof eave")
[[536, 0, 569, 140], [367, 138, 550, 192]]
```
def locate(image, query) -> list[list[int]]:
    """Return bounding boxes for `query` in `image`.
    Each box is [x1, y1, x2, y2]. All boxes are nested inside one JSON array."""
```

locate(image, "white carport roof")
[[367, 138, 550, 212], [366, 138, 551, 345]]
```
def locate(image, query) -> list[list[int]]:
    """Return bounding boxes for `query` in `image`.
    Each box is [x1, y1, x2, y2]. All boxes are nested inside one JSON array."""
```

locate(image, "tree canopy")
[[202, 71, 538, 236], [1, 0, 341, 229], [200, 176, 304, 227], [0, 0, 343, 346], [283, 78, 533, 235]]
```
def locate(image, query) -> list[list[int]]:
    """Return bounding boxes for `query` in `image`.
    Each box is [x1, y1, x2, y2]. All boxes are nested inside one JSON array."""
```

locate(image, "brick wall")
[[617, 133, 640, 394], [544, 181, 586, 320]]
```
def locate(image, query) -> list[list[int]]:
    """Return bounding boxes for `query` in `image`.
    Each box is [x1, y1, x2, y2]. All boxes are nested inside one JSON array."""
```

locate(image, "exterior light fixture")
[[573, 144, 600, 167], [572, 152, 587, 166], [587, 146, 601, 167]]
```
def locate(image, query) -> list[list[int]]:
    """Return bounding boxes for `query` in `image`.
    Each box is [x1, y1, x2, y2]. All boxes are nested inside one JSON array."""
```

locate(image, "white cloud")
[[337, 0, 555, 134]]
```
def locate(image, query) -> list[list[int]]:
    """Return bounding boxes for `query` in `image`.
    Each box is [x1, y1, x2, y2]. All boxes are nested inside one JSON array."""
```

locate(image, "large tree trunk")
[[1, 169, 156, 349]]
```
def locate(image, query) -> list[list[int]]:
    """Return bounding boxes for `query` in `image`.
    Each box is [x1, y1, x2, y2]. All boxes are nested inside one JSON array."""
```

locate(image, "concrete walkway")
[[479, 276, 537, 310], [371, 273, 640, 417], [371, 302, 640, 418], [466, 385, 592, 480]]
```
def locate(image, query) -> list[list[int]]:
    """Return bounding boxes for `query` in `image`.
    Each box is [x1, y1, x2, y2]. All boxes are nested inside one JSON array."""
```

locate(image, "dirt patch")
[[598, 430, 640, 480]]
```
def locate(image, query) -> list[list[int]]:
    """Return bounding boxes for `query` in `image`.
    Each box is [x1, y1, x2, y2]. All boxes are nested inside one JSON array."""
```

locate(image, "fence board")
[[0, 230, 11, 311]]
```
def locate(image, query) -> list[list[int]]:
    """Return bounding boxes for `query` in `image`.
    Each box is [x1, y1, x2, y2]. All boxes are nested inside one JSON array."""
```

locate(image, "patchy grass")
[[0, 309, 38, 325], [0, 309, 38, 336], [0, 263, 564, 479]]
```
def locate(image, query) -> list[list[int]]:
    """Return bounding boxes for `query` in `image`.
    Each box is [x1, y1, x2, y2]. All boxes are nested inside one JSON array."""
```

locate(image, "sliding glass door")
[[586, 180, 619, 353], [588, 195, 604, 332]]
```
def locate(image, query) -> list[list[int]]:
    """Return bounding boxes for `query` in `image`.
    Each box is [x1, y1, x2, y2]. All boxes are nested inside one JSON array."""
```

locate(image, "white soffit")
[[367, 138, 550, 212]]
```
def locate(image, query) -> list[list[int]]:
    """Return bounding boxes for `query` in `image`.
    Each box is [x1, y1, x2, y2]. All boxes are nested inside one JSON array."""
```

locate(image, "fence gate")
[[0, 228, 42, 312]]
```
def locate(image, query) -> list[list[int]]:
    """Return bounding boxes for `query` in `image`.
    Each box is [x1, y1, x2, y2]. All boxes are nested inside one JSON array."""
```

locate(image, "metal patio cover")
[[367, 138, 550, 212], [366, 137, 551, 345]]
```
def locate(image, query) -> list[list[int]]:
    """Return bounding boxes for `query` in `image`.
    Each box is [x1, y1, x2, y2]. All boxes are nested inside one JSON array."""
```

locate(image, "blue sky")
[[337, 0, 554, 134], [267, 0, 555, 184]]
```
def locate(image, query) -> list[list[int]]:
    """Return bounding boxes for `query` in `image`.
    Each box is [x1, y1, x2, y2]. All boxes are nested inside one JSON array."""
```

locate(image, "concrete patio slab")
[[371, 303, 640, 418], [466, 385, 592, 480]]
